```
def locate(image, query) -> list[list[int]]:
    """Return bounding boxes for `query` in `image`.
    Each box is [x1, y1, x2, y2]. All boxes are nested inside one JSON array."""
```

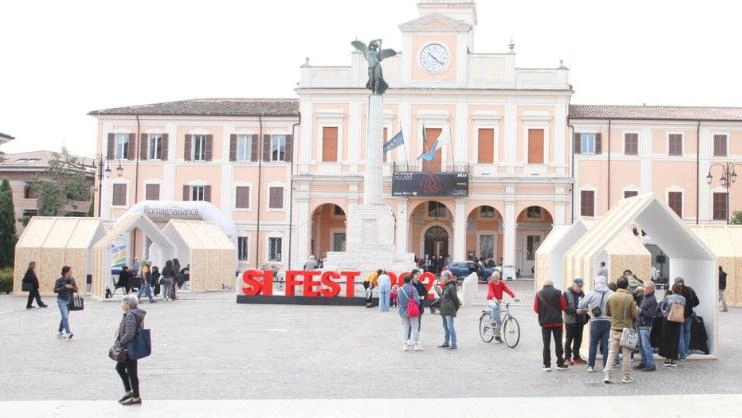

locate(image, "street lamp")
[[92, 154, 111, 217], [706, 162, 742, 224]]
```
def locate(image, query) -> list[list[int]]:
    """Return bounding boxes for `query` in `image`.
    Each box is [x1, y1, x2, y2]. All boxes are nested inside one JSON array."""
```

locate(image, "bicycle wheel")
[[479, 313, 494, 343], [502, 316, 520, 348]]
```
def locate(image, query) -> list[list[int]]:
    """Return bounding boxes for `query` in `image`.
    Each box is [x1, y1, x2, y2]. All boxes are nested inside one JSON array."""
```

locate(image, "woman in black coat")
[[23, 261, 47, 309]]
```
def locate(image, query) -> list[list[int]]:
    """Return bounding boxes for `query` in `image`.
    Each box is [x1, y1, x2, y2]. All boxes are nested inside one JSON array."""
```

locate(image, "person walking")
[[719, 266, 728, 312], [151, 266, 161, 297], [579, 275, 613, 372], [398, 274, 422, 351], [161, 260, 174, 301], [486, 271, 518, 342], [411, 269, 427, 338], [659, 283, 686, 367], [533, 280, 568, 371], [378, 270, 391, 311], [602, 276, 638, 384], [673, 277, 699, 359], [437, 270, 461, 349], [136, 262, 155, 303], [23, 261, 47, 309], [636, 281, 658, 372], [563, 278, 588, 365], [53, 266, 78, 340], [115, 295, 147, 406], [118, 266, 133, 295], [171, 258, 181, 300]]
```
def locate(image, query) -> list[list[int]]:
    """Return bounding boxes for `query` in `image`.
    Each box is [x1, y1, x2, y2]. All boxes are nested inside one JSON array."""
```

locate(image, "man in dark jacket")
[[118, 266, 132, 294], [437, 271, 461, 349], [719, 266, 728, 312], [563, 278, 587, 365], [636, 281, 658, 371], [534, 280, 568, 371], [674, 277, 700, 359]]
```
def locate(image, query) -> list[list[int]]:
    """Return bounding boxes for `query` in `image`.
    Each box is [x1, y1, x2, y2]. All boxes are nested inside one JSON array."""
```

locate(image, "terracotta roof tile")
[[89, 98, 299, 117], [570, 105, 742, 121]]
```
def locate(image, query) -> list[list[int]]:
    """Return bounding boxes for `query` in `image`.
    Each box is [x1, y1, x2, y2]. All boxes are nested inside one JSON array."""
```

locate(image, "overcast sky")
[[1, 0, 740, 157]]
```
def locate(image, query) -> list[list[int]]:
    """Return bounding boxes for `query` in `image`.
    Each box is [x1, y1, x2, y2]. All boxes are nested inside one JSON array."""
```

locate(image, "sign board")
[[142, 205, 202, 221], [392, 172, 469, 197]]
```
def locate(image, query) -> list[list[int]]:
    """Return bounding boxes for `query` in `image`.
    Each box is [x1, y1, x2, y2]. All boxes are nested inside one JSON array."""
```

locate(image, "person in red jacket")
[[534, 280, 568, 371], [486, 271, 518, 342]]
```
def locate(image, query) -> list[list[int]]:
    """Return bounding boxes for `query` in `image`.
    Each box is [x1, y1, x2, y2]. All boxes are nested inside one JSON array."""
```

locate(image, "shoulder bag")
[[21, 280, 33, 292], [620, 297, 638, 349], [667, 302, 685, 323], [591, 292, 605, 317], [68, 293, 85, 311], [126, 317, 152, 360], [405, 289, 420, 318]]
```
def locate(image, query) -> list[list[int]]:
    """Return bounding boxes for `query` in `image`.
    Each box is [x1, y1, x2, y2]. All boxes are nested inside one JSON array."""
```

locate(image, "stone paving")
[[1, 280, 741, 402]]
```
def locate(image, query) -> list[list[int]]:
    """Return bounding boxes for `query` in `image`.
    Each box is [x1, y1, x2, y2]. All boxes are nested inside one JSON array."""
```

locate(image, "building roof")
[[0, 150, 56, 169], [570, 104, 742, 121], [88, 98, 300, 117]]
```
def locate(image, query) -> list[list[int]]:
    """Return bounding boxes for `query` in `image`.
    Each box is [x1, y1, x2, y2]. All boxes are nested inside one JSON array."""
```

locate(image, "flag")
[[417, 128, 451, 160], [382, 129, 404, 153]]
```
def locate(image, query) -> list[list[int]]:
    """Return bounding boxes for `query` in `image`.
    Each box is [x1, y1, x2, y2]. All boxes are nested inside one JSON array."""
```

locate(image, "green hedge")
[[0, 268, 13, 294]]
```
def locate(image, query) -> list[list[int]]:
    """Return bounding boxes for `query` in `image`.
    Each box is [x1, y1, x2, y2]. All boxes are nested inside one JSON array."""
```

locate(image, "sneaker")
[[603, 376, 612, 384], [565, 359, 574, 366], [26, 306, 37, 310], [402, 343, 410, 352], [118, 393, 133, 403], [120, 398, 141, 406], [556, 364, 569, 371], [621, 376, 635, 384], [573, 358, 587, 365], [542, 366, 552, 372], [412, 343, 424, 351], [642, 365, 657, 372], [635, 363, 646, 370], [448, 345, 457, 350], [663, 359, 671, 367], [66, 333, 73, 340], [586, 366, 595, 373], [40, 304, 48, 308], [669, 360, 678, 367], [437, 344, 450, 348]]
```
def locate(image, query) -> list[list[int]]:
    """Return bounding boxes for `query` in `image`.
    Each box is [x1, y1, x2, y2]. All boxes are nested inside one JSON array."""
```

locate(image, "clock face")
[[419, 43, 450, 74]]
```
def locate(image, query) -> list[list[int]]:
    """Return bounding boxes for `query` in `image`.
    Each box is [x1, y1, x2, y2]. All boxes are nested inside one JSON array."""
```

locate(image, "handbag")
[[405, 289, 420, 318], [68, 293, 84, 311], [619, 297, 638, 349], [21, 281, 33, 292], [108, 342, 127, 362], [591, 292, 605, 317], [667, 303, 685, 323], [126, 318, 152, 360]]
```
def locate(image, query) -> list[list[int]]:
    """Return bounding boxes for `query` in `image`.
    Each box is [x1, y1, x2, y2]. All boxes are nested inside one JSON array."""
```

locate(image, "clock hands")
[[427, 52, 445, 66]]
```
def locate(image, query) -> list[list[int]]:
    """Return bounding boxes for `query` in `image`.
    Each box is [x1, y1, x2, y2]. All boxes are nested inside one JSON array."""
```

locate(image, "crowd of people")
[[112, 257, 190, 302]]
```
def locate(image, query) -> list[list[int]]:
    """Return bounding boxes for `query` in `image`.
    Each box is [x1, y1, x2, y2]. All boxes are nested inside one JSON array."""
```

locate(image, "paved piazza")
[[1, 281, 741, 417]]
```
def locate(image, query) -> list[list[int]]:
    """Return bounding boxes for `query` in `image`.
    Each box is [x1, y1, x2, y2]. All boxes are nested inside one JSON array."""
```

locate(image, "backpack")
[[405, 289, 420, 317]]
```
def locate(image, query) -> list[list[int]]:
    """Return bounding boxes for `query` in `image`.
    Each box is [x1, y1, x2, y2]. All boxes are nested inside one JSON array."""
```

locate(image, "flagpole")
[[402, 126, 410, 171]]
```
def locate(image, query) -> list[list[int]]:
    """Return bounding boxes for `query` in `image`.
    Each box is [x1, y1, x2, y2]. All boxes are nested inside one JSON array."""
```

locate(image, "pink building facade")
[[88, 1, 742, 277]]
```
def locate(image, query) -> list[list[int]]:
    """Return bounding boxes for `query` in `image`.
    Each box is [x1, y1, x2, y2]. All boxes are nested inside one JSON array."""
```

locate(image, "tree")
[[29, 147, 91, 216], [0, 178, 18, 268], [730, 210, 742, 225]]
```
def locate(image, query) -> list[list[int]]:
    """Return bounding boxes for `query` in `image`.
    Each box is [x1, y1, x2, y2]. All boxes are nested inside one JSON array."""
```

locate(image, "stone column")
[[503, 201, 517, 280], [364, 95, 384, 206], [454, 200, 466, 260]]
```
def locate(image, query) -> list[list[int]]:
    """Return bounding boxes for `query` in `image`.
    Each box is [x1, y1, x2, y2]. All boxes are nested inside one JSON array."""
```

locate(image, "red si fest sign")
[[241, 270, 438, 298]]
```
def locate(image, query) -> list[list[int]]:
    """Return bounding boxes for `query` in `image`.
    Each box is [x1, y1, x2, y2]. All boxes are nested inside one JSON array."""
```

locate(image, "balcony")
[[391, 161, 470, 174]]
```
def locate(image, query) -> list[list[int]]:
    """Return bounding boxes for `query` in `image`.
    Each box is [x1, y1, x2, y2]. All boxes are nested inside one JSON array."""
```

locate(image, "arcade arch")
[[310, 203, 347, 260], [407, 200, 453, 259], [516, 206, 553, 278]]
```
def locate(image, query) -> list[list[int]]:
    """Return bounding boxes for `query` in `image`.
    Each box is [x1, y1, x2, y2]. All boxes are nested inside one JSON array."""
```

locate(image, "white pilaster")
[[221, 164, 233, 216], [554, 103, 566, 174], [454, 200, 466, 260], [398, 102, 412, 163], [640, 127, 653, 194], [296, 198, 310, 265], [503, 200, 516, 279], [505, 103, 517, 175], [299, 101, 313, 172], [348, 99, 361, 166], [455, 103, 467, 161]]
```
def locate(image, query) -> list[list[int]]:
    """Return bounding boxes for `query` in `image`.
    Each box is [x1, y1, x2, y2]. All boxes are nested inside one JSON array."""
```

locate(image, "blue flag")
[[382, 130, 404, 154], [418, 143, 437, 161]]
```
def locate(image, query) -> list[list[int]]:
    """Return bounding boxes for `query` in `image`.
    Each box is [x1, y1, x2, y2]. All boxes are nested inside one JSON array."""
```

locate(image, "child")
[[390, 284, 399, 307]]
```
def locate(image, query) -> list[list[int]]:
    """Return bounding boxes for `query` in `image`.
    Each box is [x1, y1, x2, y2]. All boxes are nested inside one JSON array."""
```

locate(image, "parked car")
[[444, 261, 498, 283]]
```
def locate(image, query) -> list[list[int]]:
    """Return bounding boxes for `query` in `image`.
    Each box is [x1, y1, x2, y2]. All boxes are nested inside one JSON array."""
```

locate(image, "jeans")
[[137, 283, 153, 301], [441, 315, 457, 347], [564, 323, 585, 360], [488, 300, 501, 328], [588, 320, 611, 369], [541, 326, 564, 368], [604, 329, 632, 379], [400, 314, 420, 344], [26, 289, 44, 308], [720, 290, 728, 311], [116, 359, 139, 398], [638, 327, 655, 367], [56, 298, 71, 334], [678, 316, 692, 358], [162, 278, 173, 300], [379, 290, 390, 311]]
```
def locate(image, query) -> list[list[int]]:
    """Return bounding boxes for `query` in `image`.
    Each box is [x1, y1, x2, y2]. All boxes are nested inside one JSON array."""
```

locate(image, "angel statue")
[[351, 38, 397, 95]]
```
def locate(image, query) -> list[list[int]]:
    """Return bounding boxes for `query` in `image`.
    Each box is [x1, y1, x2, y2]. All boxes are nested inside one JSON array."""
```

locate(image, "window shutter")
[[229, 134, 237, 161], [140, 134, 148, 160], [263, 134, 271, 162], [107, 133, 115, 160], [184, 135, 192, 161], [322, 127, 338, 162], [145, 184, 160, 200], [477, 128, 494, 164], [595, 133, 602, 155], [204, 185, 212, 202], [161, 134, 169, 161], [204, 135, 213, 161], [127, 134, 136, 160], [527, 129, 544, 164], [574, 133, 581, 154], [236, 186, 250, 208], [182, 185, 190, 201], [285, 134, 293, 162], [269, 187, 284, 209], [251, 134, 259, 162]]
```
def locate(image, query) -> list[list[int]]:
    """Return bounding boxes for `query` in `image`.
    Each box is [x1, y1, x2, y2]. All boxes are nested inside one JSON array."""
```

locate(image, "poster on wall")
[[392, 172, 469, 197], [110, 233, 129, 273]]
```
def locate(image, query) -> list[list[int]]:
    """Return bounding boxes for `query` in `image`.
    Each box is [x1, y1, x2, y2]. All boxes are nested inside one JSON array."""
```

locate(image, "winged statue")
[[351, 39, 397, 95]]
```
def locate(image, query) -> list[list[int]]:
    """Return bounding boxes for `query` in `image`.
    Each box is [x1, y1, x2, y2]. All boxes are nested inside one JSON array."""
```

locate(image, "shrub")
[[0, 268, 12, 294]]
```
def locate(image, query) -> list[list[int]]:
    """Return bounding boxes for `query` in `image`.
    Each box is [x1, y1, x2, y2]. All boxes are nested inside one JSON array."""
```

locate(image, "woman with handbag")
[[398, 274, 421, 351], [53, 266, 77, 340], [23, 261, 47, 309], [114, 295, 147, 406], [659, 283, 686, 367]]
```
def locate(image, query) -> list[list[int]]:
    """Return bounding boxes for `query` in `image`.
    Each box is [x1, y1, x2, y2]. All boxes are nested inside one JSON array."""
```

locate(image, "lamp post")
[[705, 162, 742, 224], [92, 155, 124, 217]]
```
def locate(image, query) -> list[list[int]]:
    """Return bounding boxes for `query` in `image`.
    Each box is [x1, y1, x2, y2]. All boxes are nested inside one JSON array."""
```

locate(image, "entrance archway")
[[408, 200, 453, 260], [516, 206, 553, 278], [466, 205, 503, 266], [310, 203, 347, 260], [424, 225, 449, 258]]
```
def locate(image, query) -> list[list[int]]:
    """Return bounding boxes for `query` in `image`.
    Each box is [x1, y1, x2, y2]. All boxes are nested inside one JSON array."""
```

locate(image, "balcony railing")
[[391, 161, 470, 173]]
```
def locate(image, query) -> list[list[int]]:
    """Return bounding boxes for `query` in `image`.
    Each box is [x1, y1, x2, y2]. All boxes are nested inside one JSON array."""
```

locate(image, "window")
[[714, 134, 728, 157], [477, 128, 494, 164], [238, 236, 249, 261], [182, 185, 211, 201], [480, 206, 495, 218], [428, 201, 446, 218], [235, 186, 250, 209], [527, 129, 544, 164], [624, 133, 639, 155], [145, 184, 160, 201], [24, 185, 37, 199], [526, 235, 541, 261], [192, 135, 206, 161], [322, 127, 338, 162], [668, 191, 683, 218], [270, 135, 287, 162], [268, 186, 284, 209], [575, 133, 601, 155], [148, 134, 163, 159], [112, 184, 127, 206], [713, 192, 728, 221], [237, 135, 252, 161], [526, 206, 542, 218], [115, 133, 129, 159], [580, 190, 595, 217], [268, 237, 282, 261], [191, 186, 205, 201], [624, 190, 639, 198], [669, 134, 683, 156], [332, 232, 346, 251]]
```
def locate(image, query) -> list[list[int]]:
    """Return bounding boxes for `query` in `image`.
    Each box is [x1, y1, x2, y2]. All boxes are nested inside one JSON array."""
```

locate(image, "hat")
[[574, 278, 584, 286]]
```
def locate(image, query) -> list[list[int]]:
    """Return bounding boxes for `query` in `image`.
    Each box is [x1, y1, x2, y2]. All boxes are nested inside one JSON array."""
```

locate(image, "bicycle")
[[479, 301, 521, 348]]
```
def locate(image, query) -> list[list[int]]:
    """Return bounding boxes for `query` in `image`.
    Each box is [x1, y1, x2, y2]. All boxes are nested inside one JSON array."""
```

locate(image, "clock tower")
[[399, 0, 476, 85]]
